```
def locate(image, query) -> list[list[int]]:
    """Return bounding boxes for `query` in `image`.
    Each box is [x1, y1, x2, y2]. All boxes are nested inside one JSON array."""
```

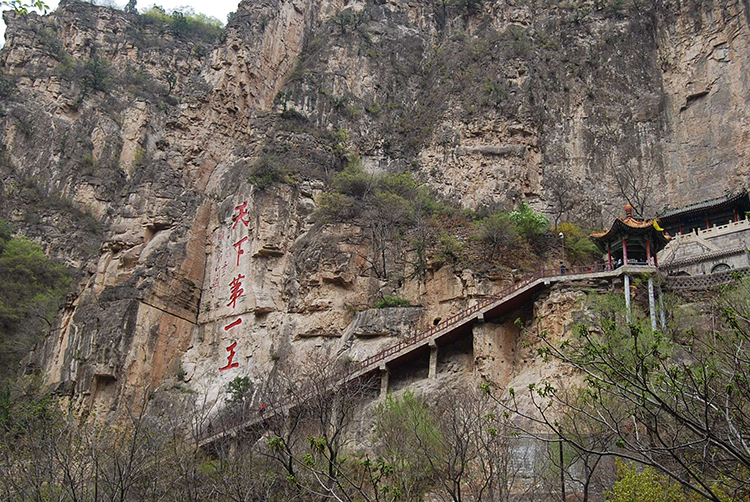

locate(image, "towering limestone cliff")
[[0, 0, 748, 420]]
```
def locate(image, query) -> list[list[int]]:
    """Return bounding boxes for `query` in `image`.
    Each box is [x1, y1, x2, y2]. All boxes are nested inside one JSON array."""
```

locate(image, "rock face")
[[0, 0, 749, 420]]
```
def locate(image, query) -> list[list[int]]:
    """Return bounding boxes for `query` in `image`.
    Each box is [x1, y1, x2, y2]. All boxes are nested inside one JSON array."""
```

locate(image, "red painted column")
[[622, 238, 628, 265], [679, 225, 683, 235], [608, 243, 613, 269], [734, 210, 739, 223], [706, 216, 710, 229], [646, 239, 651, 266]]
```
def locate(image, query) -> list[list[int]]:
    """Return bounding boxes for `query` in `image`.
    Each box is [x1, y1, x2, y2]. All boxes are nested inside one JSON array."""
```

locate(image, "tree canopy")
[[494, 275, 750, 501], [0, 220, 70, 383]]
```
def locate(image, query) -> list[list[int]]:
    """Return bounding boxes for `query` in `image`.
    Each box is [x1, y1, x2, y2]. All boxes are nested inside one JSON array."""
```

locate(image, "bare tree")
[[212, 353, 389, 502], [543, 168, 579, 231], [375, 387, 525, 502], [610, 160, 658, 219], [491, 280, 750, 502], [287, 354, 383, 501], [596, 124, 659, 219]]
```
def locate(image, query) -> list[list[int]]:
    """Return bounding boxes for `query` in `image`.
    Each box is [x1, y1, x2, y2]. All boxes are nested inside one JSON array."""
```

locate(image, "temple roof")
[[657, 189, 749, 223], [591, 205, 670, 252]]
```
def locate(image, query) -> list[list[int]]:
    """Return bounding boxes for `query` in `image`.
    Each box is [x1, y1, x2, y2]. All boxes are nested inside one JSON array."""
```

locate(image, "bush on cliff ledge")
[[0, 220, 70, 383]]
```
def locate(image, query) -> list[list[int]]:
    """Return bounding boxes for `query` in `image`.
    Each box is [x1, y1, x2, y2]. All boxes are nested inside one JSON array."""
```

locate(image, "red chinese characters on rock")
[[233, 236, 248, 267], [221, 318, 242, 371], [233, 201, 250, 229], [220, 200, 250, 372], [219, 341, 240, 371], [227, 273, 245, 309], [224, 318, 242, 331]]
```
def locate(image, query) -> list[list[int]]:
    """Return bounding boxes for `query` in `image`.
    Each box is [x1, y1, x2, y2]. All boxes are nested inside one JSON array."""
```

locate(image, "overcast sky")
[[1, 0, 239, 44]]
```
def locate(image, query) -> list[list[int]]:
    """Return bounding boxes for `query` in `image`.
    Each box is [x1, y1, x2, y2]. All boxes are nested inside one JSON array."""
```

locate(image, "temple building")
[[590, 206, 668, 328], [591, 204, 670, 269], [587, 191, 750, 328], [656, 189, 750, 275]]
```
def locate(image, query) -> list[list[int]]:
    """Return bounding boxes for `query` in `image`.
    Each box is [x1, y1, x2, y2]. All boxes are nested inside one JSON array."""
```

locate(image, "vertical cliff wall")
[[0, 0, 748, 419]]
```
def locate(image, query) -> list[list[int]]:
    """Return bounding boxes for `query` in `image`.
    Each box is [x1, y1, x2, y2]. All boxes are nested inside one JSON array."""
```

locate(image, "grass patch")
[[375, 295, 411, 308]]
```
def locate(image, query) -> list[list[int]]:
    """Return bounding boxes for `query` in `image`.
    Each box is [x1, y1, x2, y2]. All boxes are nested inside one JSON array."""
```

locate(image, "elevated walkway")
[[344, 263, 651, 381], [198, 263, 657, 448]]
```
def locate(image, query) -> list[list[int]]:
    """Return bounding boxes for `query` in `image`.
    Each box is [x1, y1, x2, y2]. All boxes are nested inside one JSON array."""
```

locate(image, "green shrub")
[[344, 104, 362, 118], [280, 108, 306, 121], [82, 57, 111, 93], [192, 43, 208, 58], [0, 222, 71, 383], [374, 391, 441, 499], [483, 81, 508, 107], [475, 212, 519, 256], [508, 202, 551, 254], [606, 461, 682, 502], [37, 26, 63, 58], [377, 172, 417, 198], [170, 10, 188, 35], [436, 231, 463, 264], [365, 102, 381, 115], [142, 6, 223, 41], [331, 9, 369, 34], [225, 376, 252, 405], [122, 65, 163, 99], [318, 166, 446, 225], [132, 148, 147, 169], [373, 190, 412, 220], [330, 95, 349, 110], [331, 128, 351, 163], [508, 202, 549, 239], [315, 191, 355, 220], [14, 117, 33, 138], [0, 71, 16, 98], [332, 160, 372, 199], [82, 152, 98, 174], [249, 157, 288, 189], [558, 222, 601, 264], [0, 231, 70, 326], [375, 296, 411, 308], [0, 220, 10, 245]]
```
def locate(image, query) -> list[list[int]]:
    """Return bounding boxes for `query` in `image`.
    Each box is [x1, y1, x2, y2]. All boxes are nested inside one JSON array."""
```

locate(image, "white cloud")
[[1, 0, 239, 45]]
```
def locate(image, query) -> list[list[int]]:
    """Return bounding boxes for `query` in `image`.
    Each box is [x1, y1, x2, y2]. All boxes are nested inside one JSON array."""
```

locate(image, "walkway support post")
[[624, 274, 632, 323], [658, 285, 666, 330], [648, 276, 657, 331], [379, 364, 389, 399], [429, 341, 438, 379]]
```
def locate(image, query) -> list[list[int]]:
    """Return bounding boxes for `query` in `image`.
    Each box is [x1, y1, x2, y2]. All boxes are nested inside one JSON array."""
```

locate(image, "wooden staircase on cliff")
[[198, 262, 673, 448]]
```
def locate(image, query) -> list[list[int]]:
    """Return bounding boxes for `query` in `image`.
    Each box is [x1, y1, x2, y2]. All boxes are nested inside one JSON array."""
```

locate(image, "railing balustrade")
[[198, 261, 635, 443]]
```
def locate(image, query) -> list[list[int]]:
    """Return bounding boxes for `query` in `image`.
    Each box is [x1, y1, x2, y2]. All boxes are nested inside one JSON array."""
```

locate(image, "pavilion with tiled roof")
[[657, 189, 750, 236], [591, 205, 670, 269]]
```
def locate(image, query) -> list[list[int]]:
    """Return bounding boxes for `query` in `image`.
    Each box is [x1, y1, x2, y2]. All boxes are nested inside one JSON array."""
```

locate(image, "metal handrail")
[[198, 261, 635, 443]]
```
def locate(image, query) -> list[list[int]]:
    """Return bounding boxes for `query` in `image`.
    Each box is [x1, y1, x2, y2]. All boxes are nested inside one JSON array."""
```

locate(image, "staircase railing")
[[198, 261, 622, 443]]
